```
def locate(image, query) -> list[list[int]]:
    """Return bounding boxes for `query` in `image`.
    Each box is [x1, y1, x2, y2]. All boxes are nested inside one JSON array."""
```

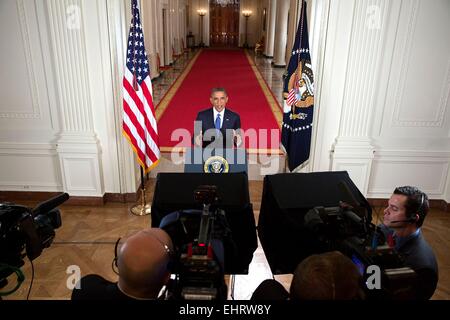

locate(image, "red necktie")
[[387, 233, 396, 248]]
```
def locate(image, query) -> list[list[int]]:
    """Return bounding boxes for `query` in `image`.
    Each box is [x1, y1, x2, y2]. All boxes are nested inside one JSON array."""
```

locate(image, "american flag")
[[122, 0, 160, 173], [286, 74, 299, 106]]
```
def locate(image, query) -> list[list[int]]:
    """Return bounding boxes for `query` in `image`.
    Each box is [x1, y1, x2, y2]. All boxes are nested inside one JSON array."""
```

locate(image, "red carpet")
[[156, 49, 282, 153]]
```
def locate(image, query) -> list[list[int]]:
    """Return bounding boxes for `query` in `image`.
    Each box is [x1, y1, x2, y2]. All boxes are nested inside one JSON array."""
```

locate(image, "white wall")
[[0, 0, 140, 196], [367, 0, 450, 201], [311, 0, 450, 200], [1, 0, 449, 202], [0, 0, 62, 192]]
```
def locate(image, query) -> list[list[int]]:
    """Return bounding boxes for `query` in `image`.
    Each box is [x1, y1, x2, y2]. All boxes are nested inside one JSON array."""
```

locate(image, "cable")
[[26, 259, 34, 300], [230, 274, 235, 300], [112, 259, 119, 275], [0, 264, 25, 297]]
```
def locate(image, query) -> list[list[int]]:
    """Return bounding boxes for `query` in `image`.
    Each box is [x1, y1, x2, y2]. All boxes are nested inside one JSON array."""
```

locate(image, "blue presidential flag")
[[281, 0, 314, 172]]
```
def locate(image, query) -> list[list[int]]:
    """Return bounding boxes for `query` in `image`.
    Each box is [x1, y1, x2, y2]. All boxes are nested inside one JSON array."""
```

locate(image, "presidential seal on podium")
[[204, 156, 229, 173]]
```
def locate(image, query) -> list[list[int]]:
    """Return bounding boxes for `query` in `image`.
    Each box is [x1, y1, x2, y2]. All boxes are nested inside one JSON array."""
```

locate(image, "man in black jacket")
[[71, 228, 173, 300], [380, 186, 438, 300]]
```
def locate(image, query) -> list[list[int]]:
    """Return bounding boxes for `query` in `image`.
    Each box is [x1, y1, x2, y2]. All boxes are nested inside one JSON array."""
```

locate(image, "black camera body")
[[160, 185, 230, 301], [304, 204, 417, 299], [0, 193, 68, 288]]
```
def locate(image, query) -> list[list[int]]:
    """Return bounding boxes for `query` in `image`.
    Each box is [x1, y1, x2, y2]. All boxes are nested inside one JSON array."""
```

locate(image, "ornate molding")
[[369, 157, 449, 195], [0, 0, 41, 119], [46, 0, 94, 132], [340, 0, 389, 137], [390, 0, 445, 127], [437, 59, 450, 126]]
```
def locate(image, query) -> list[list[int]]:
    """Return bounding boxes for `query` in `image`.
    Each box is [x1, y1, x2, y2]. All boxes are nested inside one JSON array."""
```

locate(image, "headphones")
[[409, 193, 425, 222], [112, 237, 121, 274], [405, 193, 425, 223], [418, 193, 425, 214]]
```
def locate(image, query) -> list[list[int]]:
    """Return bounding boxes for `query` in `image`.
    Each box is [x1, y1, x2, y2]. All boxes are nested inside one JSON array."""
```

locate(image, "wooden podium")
[[184, 148, 248, 174]]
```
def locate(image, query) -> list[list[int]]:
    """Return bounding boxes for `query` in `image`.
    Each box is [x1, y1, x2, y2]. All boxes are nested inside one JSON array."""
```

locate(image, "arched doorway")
[[209, 1, 240, 47]]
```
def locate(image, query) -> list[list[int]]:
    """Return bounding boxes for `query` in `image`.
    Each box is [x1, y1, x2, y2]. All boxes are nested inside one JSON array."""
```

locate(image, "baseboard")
[[444, 201, 450, 212], [0, 190, 139, 206], [104, 192, 138, 203], [368, 198, 448, 212]]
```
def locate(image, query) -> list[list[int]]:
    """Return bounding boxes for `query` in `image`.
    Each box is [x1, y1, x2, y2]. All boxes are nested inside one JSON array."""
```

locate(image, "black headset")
[[407, 193, 425, 223], [112, 237, 121, 274], [415, 193, 425, 220], [419, 193, 425, 211]]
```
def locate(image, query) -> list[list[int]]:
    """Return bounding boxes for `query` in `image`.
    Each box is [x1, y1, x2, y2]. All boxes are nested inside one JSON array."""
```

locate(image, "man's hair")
[[211, 87, 228, 97], [290, 251, 363, 300], [393, 186, 429, 227]]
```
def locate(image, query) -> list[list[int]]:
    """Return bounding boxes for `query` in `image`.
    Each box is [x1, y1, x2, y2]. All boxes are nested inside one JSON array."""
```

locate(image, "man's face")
[[383, 194, 408, 227], [210, 91, 228, 112]]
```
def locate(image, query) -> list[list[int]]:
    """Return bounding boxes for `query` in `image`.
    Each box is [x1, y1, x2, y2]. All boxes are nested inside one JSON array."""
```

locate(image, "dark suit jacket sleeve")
[[234, 114, 241, 131]]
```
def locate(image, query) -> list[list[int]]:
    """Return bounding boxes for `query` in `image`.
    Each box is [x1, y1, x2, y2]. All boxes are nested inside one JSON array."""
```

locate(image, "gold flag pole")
[[130, 167, 151, 216]]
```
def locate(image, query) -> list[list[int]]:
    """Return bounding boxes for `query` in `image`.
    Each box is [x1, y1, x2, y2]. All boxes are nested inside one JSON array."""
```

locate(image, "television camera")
[[0, 193, 69, 295], [304, 202, 418, 299], [160, 185, 232, 301]]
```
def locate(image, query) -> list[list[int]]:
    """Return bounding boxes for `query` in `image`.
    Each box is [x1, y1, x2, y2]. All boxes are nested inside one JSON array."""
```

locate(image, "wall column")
[[331, 0, 391, 195], [264, 0, 277, 57], [142, 0, 161, 78], [46, 0, 104, 196], [285, 0, 300, 65], [272, 0, 289, 67]]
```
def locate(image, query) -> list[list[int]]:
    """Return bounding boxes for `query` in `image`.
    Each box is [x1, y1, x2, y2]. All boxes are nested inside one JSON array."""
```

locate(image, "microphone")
[[389, 217, 416, 225], [31, 192, 69, 217]]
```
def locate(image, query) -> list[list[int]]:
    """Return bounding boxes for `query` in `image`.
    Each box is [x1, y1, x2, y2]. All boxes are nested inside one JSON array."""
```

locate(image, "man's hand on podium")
[[233, 129, 242, 148], [194, 131, 203, 147]]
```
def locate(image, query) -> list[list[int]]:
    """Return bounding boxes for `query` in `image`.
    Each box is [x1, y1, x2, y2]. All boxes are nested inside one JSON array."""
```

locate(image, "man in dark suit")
[[380, 186, 438, 300], [194, 87, 242, 148]]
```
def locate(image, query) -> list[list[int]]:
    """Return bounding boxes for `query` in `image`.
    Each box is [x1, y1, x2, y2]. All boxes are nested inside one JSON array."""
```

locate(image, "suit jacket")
[[194, 107, 241, 148], [397, 231, 439, 300], [379, 225, 438, 300], [71, 274, 133, 300]]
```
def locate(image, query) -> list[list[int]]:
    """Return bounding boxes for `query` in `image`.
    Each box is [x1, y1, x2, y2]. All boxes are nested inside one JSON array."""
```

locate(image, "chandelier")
[[212, 0, 239, 7]]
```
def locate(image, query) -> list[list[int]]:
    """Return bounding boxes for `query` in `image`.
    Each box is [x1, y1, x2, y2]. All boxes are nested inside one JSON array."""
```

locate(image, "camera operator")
[[380, 186, 438, 300], [251, 251, 364, 300], [72, 228, 173, 300]]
